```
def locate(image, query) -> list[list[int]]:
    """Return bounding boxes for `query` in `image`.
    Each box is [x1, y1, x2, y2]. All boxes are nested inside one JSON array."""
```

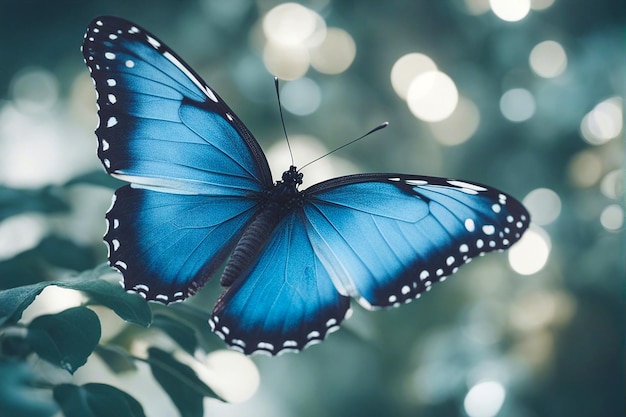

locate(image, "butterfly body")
[[221, 165, 303, 287], [83, 16, 530, 355]]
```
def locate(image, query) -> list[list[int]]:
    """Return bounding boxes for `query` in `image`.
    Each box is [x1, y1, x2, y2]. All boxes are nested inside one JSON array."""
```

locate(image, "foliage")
[[0, 270, 225, 417]]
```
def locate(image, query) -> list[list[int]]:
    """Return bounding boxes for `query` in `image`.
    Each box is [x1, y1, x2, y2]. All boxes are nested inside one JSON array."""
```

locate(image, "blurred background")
[[0, 0, 623, 416]]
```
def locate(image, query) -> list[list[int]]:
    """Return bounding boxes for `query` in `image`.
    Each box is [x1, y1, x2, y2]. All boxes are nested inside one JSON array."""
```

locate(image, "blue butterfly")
[[82, 16, 530, 355]]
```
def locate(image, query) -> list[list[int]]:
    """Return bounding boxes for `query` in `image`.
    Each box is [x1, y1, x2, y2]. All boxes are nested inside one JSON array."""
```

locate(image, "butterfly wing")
[[82, 16, 273, 302], [302, 174, 530, 308], [211, 212, 351, 355], [210, 174, 528, 354]]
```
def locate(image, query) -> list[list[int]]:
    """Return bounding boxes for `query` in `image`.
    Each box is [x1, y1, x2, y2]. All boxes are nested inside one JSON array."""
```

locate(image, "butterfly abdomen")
[[220, 207, 280, 287]]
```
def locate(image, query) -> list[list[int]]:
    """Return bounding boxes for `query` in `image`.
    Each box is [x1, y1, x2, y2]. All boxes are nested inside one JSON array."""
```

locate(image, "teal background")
[[0, 1, 623, 416]]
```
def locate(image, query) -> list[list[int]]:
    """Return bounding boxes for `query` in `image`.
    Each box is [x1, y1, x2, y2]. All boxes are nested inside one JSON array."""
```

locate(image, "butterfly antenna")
[[274, 77, 295, 166], [299, 122, 389, 171]]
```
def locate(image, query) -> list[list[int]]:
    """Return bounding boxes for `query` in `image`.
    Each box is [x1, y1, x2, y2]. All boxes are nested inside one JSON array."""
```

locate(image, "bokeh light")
[[529, 40, 567, 78], [600, 169, 623, 199], [260, 3, 355, 79], [500, 88, 535, 122], [580, 97, 623, 145], [567, 149, 603, 187], [489, 0, 531, 22], [463, 381, 506, 417], [202, 350, 260, 403], [508, 226, 551, 275], [390, 53, 438, 100], [10, 68, 59, 114], [523, 188, 562, 226], [262, 3, 322, 47], [407, 71, 459, 122], [280, 77, 322, 115], [600, 204, 624, 232], [262, 42, 310, 80], [310, 28, 356, 74], [464, 0, 491, 15], [428, 96, 480, 146], [531, 0, 556, 10]]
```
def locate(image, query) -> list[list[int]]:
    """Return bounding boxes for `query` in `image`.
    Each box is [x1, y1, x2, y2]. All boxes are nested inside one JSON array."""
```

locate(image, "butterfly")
[[82, 16, 530, 355]]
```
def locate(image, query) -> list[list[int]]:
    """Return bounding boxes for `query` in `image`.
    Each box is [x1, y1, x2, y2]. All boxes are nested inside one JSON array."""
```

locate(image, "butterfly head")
[[281, 165, 303, 188]]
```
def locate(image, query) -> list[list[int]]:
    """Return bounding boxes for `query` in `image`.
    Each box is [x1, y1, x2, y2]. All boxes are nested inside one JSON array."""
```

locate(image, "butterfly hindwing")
[[303, 174, 530, 308], [210, 212, 351, 355], [82, 16, 273, 301], [106, 186, 260, 302]]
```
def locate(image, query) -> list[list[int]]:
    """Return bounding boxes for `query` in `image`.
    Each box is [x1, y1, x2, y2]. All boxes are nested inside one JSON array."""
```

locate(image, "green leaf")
[[53, 383, 145, 417], [57, 278, 152, 327], [148, 347, 220, 417], [0, 185, 69, 222], [152, 314, 198, 355], [0, 282, 49, 326], [27, 307, 101, 373], [0, 277, 152, 328], [0, 360, 58, 417], [94, 345, 137, 374], [38, 236, 96, 271]]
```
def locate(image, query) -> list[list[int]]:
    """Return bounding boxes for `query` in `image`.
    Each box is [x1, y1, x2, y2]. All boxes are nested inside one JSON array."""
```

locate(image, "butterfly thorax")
[[262, 165, 305, 213], [220, 166, 304, 287]]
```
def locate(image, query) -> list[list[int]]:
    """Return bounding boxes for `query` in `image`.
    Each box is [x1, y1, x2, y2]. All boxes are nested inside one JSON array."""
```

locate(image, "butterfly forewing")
[[303, 174, 530, 308], [82, 16, 273, 302]]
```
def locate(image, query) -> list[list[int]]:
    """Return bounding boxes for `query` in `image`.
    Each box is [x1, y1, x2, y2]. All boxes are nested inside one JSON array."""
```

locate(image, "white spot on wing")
[[447, 180, 487, 192], [307, 330, 321, 339], [146, 35, 161, 49], [257, 342, 274, 351], [465, 218, 475, 232], [483, 225, 496, 235], [162, 51, 218, 102], [232, 339, 246, 348]]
